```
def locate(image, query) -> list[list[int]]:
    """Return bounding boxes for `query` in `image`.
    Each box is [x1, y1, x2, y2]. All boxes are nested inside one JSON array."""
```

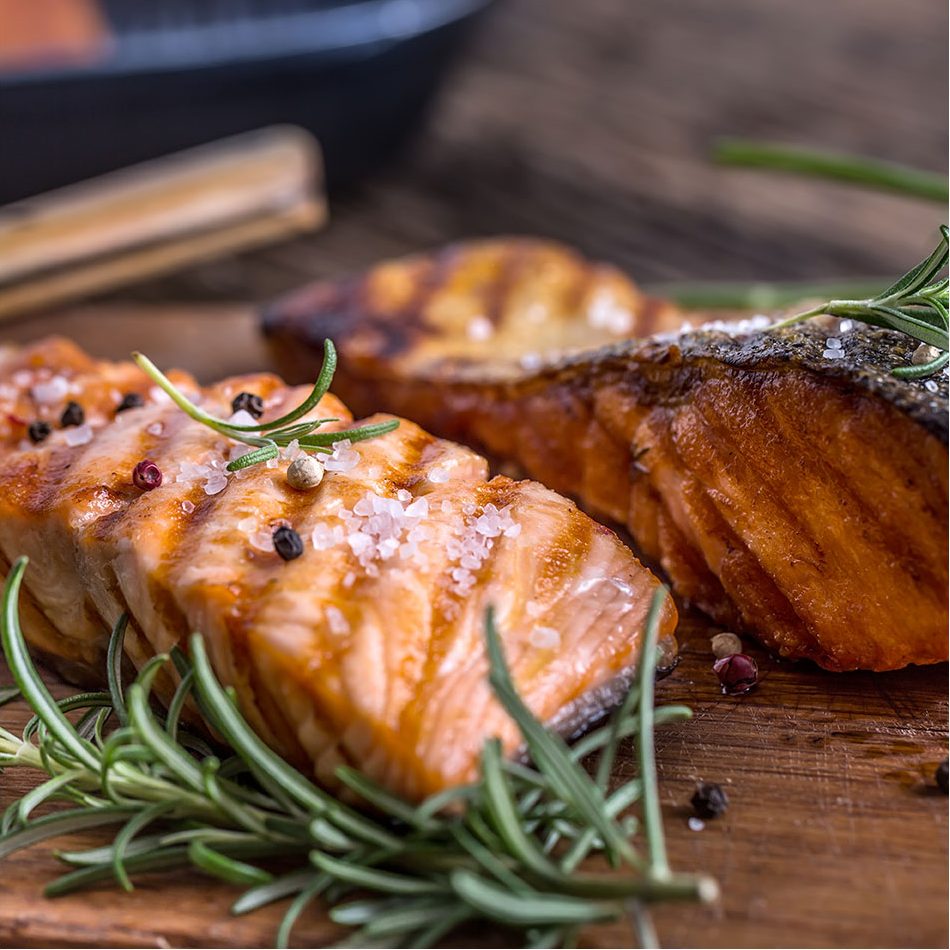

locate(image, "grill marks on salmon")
[[0, 336, 676, 800], [263, 238, 949, 672]]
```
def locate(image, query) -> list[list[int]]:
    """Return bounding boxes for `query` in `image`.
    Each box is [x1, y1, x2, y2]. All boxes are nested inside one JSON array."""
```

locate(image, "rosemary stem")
[[714, 138, 948, 203]]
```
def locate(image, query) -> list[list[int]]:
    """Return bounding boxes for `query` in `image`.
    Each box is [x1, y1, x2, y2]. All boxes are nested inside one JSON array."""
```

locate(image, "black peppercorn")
[[116, 392, 145, 413], [60, 401, 85, 428], [691, 781, 729, 819], [28, 420, 51, 444], [936, 760, 948, 794], [231, 392, 264, 419], [273, 525, 304, 561]]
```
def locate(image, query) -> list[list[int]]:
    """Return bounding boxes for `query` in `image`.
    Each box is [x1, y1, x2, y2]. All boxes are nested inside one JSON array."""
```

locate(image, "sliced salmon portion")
[[0, 336, 676, 799], [262, 238, 949, 672]]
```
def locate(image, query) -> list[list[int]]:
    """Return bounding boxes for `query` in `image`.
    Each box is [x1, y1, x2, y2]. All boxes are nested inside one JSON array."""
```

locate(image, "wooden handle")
[[0, 125, 326, 320]]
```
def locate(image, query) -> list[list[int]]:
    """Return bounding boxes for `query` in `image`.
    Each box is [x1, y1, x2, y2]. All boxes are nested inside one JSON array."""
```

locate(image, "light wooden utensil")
[[0, 125, 326, 321]]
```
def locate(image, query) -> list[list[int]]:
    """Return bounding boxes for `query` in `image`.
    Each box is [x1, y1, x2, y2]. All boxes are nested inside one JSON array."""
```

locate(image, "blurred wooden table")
[[0, 1, 947, 948]]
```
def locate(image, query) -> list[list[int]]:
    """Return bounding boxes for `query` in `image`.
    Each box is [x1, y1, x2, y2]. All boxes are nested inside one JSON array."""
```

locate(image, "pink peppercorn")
[[132, 459, 163, 491], [713, 653, 758, 695]]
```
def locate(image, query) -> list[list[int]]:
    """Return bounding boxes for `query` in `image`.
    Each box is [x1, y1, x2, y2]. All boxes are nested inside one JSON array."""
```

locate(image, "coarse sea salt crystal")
[[249, 529, 275, 552], [688, 817, 705, 832], [839, 319, 853, 333], [428, 467, 449, 484], [282, 439, 301, 461], [203, 473, 228, 495], [228, 409, 258, 427], [236, 516, 257, 534], [146, 422, 164, 436], [529, 626, 561, 649], [396, 488, 412, 502], [825, 337, 843, 350], [181, 500, 196, 514], [64, 423, 93, 447], [325, 605, 350, 636], [822, 348, 845, 360], [925, 380, 939, 393], [324, 440, 360, 474], [31, 376, 69, 405]]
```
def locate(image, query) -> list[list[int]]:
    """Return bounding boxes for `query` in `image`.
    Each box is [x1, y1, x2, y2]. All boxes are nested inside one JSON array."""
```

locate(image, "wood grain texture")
[[0, 0, 947, 945]]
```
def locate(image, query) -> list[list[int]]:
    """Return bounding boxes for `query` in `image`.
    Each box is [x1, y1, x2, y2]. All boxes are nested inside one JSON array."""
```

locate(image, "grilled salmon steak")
[[0, 336, 676, 800], [263, 237, 949, 672]]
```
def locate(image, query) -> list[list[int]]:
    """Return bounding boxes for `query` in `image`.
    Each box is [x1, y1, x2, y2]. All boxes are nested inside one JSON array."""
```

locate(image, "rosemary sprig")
[[772, 226, 949, 378], [714, 138, 948, 203], [132, 340, 398, 472], [0, 558, 716, 948]]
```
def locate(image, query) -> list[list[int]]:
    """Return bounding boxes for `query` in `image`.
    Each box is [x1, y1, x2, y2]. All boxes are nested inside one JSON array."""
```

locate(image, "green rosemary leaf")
[[450, 823, 532, 895], [113, 800, 179, 891], [1, 559, 99, 772], [0, 807, 136, 860], [334, 766, 430, 830], [409, 905, 474, 949], [164, 668, 194, 742], [636, 589, 670, 878], [226, 443, 279, 472], [481, 737, 558, 879], [310, 851, 448, 897], [893, 350, 950, 379], [231, 868, 318, 915], [45, 846, 192, 897], [14, 768, 87, 826], [189, 839, 273, 887], [107, 614, 129, 727], [299, 419, 400, 450], [450, 869, 621, 927], [275, 874, 330, 949], [714, 139, 948, 202]]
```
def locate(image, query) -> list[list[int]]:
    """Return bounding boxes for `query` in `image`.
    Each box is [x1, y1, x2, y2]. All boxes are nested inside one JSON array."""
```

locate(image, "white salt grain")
[[924, 380, 939, 393], [64, 423, 93, 447], [466, 315, 494, 341], [325, 605, 350, 636], [428, 467, 449, 484], [146, 422, 164, 436], [32, 376, 69, 405], [825, 337, 842, 350], [249, 529, 275, 553], [822, 348, 845, 360], [688, 817, 705, 832], [203, 473, 228, 495], [228, 409, 258, 427], [181, 500, 196, 514]]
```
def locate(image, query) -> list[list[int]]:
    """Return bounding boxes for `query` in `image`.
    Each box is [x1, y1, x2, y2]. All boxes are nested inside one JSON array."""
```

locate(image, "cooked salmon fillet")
[[263, 237, 949, 672], [0, 336, 676, 799]]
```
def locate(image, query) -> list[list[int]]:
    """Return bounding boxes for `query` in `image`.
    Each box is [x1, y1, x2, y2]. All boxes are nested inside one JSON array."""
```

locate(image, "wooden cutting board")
[[0, 305, 947, 949]]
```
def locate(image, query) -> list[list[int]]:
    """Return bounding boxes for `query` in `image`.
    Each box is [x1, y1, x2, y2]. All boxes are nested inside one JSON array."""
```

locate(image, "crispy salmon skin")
[[0, 336, 676, 799], [263, 237, 949, 672]]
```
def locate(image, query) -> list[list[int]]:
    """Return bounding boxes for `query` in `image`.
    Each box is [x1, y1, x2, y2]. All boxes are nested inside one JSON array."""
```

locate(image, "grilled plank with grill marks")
[[263, 238, 949, 672], [0, 336, 675, 799]]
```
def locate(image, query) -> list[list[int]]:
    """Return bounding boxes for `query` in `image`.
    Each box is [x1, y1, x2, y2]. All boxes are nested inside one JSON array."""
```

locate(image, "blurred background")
[[0, 0, 946, 332]]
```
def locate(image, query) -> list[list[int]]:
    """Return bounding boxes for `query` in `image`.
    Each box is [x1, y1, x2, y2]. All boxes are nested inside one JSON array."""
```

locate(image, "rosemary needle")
[[0, 557, 715, 948]]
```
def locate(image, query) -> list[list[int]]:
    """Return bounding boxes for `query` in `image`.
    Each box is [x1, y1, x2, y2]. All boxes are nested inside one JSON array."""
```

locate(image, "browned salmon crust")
[[0, 336, 676, 799], [262, 238, 949, 672]]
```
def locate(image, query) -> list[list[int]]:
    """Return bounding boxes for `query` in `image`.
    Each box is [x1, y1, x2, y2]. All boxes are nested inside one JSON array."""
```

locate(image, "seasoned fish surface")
[[0, 337, 675, 799], [263, 238, 949, 672]]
